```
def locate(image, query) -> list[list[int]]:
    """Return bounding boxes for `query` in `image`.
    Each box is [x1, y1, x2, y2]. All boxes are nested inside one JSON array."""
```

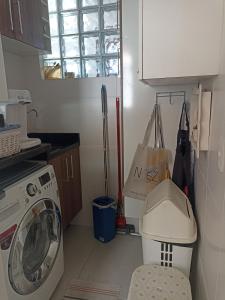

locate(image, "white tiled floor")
[[51, 226, 143, 300]]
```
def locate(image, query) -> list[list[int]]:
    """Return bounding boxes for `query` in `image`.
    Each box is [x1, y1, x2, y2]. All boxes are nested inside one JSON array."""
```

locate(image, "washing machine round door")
[[8, 198, 62, 295]]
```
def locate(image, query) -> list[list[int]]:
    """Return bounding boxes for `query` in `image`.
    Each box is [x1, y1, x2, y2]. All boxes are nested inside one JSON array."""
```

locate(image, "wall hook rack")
[[156, 91, 186, 105]]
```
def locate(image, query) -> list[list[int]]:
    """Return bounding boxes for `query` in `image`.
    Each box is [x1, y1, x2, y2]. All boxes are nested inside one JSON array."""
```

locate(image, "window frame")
[[44, 0, 120, 79]]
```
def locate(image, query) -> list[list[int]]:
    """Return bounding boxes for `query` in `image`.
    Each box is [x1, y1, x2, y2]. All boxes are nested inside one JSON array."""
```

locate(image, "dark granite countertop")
[[28, 133, 80, 160], [28, 133, 80, 147]]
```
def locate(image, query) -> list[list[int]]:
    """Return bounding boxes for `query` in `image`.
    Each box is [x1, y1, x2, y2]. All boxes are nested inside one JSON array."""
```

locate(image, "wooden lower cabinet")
[[49, 146, 82, 229]]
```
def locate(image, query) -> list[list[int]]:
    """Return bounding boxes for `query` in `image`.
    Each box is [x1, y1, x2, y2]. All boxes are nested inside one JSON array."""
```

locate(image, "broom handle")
[[116, 97, 122, 202], [102, 85, 110, 196]]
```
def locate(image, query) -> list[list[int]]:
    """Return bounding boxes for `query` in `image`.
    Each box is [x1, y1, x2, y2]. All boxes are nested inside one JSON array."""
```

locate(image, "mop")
[[101, 85, 110, 197], [91, 85, 116, 243]]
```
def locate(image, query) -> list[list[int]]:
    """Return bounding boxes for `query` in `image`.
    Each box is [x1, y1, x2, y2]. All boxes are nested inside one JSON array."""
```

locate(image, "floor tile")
[[51, 226, 143, 300]]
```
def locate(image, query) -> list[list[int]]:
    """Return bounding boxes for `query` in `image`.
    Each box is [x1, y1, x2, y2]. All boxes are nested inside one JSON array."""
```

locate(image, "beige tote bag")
[[123, 104, 171, 200]]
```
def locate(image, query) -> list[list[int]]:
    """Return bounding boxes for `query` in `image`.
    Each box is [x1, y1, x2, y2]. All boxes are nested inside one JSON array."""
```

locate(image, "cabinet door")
[[140, 0, 223, 83], [49, 148, 82, 229], [0, 0, 15, 38], [69, 147, 82, 218], [61, 152, 75, 228], [28, 0, 44, 49], [49, 155, 67, 228], [12, 0, 43, 49]]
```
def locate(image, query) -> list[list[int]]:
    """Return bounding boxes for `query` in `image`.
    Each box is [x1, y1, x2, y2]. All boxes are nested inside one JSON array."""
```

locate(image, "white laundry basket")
[[140, 179, 197, 277], [0, 126, 21, 158]]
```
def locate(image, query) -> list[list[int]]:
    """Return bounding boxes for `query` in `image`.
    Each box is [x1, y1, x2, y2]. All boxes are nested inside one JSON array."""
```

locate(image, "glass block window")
[[43, 0, 120, 79]]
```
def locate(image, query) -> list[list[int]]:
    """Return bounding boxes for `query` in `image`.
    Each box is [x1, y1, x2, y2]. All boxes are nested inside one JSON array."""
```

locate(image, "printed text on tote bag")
[[134, 166, 160, 183]]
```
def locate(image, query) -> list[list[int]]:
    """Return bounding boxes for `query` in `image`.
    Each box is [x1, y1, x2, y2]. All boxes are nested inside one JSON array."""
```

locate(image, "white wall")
[[191, 1, 225, 299], [0, 37, 8, 100], [3, 51, 120, 227], [122, 0, 194, 229], [3, 52, 27, 89]]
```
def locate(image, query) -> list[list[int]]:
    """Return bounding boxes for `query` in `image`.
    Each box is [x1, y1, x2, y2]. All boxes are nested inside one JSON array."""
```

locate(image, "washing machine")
[[0, 162, 64, 300]]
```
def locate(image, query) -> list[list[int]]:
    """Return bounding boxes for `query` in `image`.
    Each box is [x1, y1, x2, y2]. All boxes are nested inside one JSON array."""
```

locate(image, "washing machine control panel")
[[26, 183, 38, 197], [39, 172, 51, 186], [25, 171, 54, 198]]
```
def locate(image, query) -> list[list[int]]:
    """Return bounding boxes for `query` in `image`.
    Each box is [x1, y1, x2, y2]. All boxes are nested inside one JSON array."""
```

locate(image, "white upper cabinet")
[[139, 0, 223, 85]]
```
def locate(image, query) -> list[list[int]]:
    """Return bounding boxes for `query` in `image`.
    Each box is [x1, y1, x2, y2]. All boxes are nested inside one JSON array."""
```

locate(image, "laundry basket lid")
[[128, 264, 192, 300], [141, 179, 197, 244]]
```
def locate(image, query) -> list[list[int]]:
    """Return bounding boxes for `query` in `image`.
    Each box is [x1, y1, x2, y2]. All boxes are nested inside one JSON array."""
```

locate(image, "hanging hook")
[[155, 91, 186, 105], [183, 91, 186, 104], [154, 101, 157, 148], [155, 93, 158, 105]]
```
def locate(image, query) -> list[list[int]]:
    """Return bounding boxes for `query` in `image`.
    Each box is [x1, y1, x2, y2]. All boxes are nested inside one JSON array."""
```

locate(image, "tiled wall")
[[192, 1, 225, 299], [3, 52, 120, 227]]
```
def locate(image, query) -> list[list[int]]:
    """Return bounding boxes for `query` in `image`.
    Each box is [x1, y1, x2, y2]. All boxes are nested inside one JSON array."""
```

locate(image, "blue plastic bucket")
[[92, 197, 116, 243]]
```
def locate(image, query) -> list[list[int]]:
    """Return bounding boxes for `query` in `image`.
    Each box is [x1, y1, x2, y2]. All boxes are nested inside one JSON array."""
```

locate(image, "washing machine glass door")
[[8, 198, 62, 295]]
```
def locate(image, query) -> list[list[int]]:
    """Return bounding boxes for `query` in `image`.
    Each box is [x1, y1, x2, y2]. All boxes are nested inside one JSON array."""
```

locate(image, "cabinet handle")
[[43, 23, 47, 34], [65, 157, 69, 181], [70, 155, 74, 179], [8, 0, 14, 31], [17, 0, 23, 34]]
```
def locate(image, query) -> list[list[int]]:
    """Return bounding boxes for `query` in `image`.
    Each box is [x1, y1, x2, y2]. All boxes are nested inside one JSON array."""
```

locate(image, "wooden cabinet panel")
[[0, 0, 49, 50], [12, 0, 32, 44], [70, 147, 82, 215], [63, 148, 82, 226], [62, 180, 73, 228], [0, 0, 15, 38], [49, 147, 82, 230], [30, 0, 44, 49], [12, 0, 44, 49], [61, 152, 74, 228], [48, 154, 67, 228]]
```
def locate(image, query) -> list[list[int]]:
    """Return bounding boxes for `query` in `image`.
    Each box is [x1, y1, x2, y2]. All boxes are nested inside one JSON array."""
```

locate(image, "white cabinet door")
[[139, 0, 223, 85]]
